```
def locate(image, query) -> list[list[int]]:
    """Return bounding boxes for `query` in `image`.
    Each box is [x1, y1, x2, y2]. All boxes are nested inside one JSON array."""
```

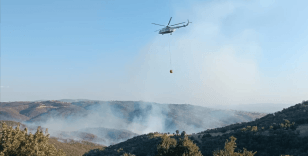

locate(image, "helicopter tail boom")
[[170, 20, 191, 29]]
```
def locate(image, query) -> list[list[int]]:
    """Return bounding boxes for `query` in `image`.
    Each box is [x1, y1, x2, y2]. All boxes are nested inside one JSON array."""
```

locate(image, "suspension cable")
[[169, 0, 173, 73], [170, 36, 172, 68]]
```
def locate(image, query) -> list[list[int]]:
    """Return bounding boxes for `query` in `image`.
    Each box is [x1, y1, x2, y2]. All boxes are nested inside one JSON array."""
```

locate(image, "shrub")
[[0, 122, 66, 156]]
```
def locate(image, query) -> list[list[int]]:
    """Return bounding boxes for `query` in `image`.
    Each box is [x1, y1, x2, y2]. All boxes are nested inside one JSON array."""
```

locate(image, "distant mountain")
[[0, 100, 267, 146], [26, 104, 90, 123], [0, 107, 30, 121], [57, 99, 93, 103]]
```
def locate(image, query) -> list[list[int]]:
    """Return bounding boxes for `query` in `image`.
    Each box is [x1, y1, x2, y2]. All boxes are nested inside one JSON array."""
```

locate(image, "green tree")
[[156, 134, 177, 156], [173, 136, 203, 156], [156, 134, 203, 156], [117, 148, 123, 153], [279, 119, 295, 130], [176, 130, 179, 136], [241, 126, 258, 132], [181, 131, 186, 137], [0, 122, 66, 156], [251, 126, 257, 132], [212, 136, 257, 156]]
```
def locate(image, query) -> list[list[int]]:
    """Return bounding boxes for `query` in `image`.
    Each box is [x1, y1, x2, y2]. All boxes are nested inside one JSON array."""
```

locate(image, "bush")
[[0, 122, 66, 156]]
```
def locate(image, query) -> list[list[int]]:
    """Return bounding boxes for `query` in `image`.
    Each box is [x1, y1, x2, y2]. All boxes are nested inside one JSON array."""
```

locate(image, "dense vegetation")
[[0, 122, 66, 156], [0, 121, 105, 156]]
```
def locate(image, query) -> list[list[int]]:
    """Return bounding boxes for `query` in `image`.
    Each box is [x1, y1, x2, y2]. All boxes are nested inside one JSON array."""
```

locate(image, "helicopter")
[[152, 17, 191, 35]]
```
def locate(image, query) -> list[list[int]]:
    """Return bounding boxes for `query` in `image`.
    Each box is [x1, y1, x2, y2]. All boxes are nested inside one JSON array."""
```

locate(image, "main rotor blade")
[[169, 22, 186, 26], [154, 29, 160, 32], [167, 17, 172, 26], [152, 23, 165, 26]]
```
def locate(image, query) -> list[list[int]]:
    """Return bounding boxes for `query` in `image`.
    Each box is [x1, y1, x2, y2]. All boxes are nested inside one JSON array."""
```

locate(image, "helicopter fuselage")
[[159, 27, 176, 34]]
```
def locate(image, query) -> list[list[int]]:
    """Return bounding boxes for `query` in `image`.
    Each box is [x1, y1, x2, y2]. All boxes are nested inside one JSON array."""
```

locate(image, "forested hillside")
[[84, 100, 308, 156]]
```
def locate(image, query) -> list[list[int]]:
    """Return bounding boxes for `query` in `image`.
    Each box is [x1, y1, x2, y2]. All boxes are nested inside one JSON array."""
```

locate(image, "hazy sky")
[[1, 0, 307, 106]]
